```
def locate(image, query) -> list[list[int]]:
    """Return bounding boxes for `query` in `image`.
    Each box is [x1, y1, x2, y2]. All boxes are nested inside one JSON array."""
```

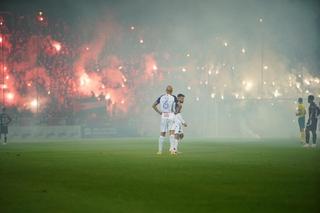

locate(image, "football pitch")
[[0, 138, 319, 213]]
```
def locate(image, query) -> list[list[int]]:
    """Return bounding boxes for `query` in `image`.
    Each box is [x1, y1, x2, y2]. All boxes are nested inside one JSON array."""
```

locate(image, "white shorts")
[[160, 113, 175, 133], [174, 121, 183, 135]]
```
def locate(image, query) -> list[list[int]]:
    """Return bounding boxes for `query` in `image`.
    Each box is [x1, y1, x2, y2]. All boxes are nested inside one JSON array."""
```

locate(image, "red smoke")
[[0, 14, 161, 117]]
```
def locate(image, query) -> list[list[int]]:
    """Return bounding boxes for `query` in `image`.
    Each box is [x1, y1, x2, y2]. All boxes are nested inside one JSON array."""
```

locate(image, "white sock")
[[158, 136, 165, 153], [169, 135, 175, 151], [174, 139, 179, 152]]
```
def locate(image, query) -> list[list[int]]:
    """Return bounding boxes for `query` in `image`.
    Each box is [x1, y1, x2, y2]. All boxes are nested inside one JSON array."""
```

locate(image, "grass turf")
[[0, 138, 319, 213]]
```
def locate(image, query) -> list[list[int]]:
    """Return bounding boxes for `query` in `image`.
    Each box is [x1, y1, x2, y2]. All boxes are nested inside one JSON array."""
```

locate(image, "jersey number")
[[163, 98, 169, 110]]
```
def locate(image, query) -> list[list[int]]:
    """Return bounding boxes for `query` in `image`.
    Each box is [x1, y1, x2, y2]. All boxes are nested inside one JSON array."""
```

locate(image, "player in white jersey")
[[172, 94, 187, 154], [152, 85, 177, 154]]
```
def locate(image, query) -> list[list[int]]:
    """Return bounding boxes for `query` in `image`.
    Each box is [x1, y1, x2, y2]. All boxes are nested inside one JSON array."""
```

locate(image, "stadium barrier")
[[8, 126, 82, 140], [81, 126, 118, 138], [8, 125, 118, 140]]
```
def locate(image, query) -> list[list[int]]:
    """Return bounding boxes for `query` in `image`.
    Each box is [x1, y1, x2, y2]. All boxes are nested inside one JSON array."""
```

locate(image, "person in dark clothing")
[[305, 95, 319, 148], [0, 108, 12, 144]]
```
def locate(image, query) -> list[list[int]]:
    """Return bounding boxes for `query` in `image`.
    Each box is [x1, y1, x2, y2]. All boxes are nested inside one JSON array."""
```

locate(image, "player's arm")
[[7, 115, 12, 125], [152, 97, 162, 115], [311, 106, 317, 120], [307, 106, 313, 126], [152, 102, 162, 115]]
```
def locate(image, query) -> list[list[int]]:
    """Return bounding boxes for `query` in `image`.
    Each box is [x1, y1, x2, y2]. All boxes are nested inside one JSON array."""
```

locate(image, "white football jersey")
[[155, 94, 177, 113]]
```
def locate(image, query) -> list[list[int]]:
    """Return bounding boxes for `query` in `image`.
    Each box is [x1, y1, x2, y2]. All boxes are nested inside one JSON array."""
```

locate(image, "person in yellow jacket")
[[296, 97, 306, 143]]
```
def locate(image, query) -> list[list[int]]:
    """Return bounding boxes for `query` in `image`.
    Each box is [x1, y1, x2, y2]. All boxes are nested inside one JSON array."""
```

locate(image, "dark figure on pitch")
[[0, 108, 12, 144], [319, 101, 320, 132], [304, 95, 319, 148]]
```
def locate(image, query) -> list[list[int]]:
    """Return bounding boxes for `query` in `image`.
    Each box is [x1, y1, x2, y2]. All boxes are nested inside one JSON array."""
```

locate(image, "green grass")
[[0, 138, 319, 213]]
